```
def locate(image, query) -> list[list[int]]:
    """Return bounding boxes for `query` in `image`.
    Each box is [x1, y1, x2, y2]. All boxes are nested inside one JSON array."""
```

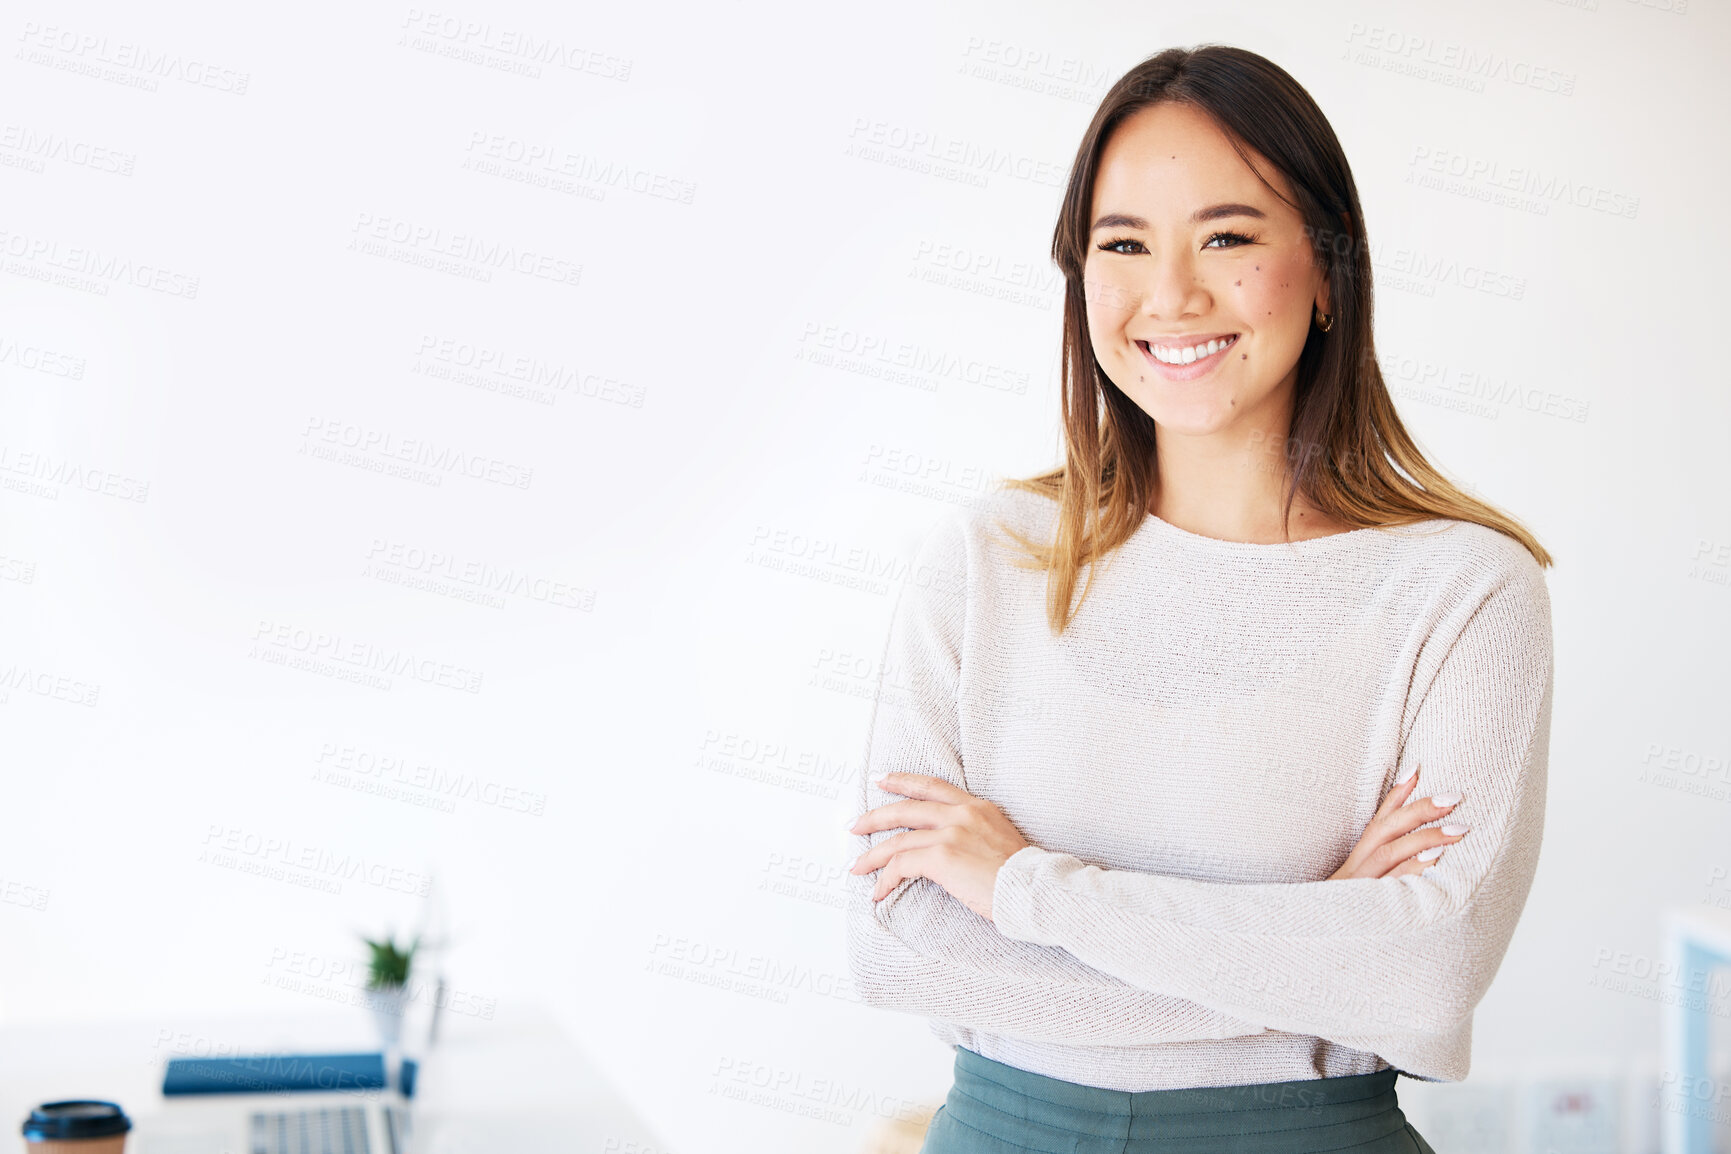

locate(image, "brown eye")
[[1203, 231, 1258, 249], [1096, 237, 1145, 255]]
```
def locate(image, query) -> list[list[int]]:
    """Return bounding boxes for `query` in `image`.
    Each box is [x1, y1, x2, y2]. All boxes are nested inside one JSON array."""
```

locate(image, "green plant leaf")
[[360, 931, 419, 989]]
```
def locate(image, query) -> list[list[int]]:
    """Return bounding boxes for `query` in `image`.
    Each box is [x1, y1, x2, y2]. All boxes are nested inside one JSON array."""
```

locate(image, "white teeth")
[[1147, 334, 1237, 364]]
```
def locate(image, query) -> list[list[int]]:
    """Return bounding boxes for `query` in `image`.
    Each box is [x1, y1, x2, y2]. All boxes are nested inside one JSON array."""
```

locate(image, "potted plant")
[[360, 932, 419, 1048]]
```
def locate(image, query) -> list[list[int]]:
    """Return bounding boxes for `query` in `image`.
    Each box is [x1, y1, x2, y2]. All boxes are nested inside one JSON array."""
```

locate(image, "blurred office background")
[[1, 1, 1727, 1151]]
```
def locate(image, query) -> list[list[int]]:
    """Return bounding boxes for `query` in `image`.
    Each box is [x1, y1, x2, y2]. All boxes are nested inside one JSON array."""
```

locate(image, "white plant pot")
[[364, 984, 410, 1049]]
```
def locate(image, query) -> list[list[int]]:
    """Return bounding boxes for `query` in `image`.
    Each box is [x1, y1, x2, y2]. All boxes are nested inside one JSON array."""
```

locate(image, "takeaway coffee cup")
[[20, 1101, 131, 1153]]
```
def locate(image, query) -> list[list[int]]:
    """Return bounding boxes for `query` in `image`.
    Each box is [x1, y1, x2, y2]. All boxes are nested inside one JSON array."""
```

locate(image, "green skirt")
[[920, 1047, 1436, 1153]]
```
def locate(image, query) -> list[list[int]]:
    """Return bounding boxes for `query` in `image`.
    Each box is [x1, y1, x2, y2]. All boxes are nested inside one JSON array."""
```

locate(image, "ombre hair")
[[992, 44, 1552, 635]]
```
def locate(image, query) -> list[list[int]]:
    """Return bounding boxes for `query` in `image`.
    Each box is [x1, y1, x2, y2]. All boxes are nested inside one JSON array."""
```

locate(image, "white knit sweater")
[[844, 484, 1554, 1091]]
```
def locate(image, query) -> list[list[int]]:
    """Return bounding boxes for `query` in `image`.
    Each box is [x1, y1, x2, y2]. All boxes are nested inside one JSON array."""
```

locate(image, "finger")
[[870, 771, 972, 805], [851, 828, 946, 879], [870, 856, 911, 901], [1373, 763, 1421, 820], [851, 829, 906, 876], [1371, 789, 1464, 843], [1386, 853, 1438, 879], [1337, 771, 1425, 878], [868, 841, 946, 901], [1370, 825, 1468, 874], [853, 798, 956, 836]]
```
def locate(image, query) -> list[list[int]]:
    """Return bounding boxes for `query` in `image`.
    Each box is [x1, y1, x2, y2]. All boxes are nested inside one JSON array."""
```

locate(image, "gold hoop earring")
[[1314, 308, 1334, 333]]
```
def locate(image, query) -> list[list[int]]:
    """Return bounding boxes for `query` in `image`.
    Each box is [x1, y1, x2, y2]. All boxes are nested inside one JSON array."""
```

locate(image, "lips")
[[1133, 333, 1241, 382]]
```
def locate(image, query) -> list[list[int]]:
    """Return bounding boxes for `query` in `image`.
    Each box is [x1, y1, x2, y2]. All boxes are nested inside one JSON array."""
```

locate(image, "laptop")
[[129, 1053, 414, 1154]]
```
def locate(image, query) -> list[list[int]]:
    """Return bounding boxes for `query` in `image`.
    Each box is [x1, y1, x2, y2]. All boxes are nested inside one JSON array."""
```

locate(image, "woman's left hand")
[[846, 771, 1031, 922]]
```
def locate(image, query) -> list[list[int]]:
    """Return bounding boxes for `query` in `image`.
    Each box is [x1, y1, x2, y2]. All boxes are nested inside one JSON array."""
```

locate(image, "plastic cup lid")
[[22, 1101, 132, 1140]]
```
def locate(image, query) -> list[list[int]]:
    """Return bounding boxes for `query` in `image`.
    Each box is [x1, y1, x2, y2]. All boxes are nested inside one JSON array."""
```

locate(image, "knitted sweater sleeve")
[[844, 511, 1270, 1046], [989, 552, 1555, 1080]]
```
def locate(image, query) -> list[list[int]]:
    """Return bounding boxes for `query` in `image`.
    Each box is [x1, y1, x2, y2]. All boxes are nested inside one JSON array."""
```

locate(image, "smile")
[[1139, 333, 1240, 365]]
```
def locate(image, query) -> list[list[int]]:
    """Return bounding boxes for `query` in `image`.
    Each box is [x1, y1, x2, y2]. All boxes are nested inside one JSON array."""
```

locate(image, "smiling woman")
[[843, 44, 1556, 1154], [1086, 105, 1333, 410]]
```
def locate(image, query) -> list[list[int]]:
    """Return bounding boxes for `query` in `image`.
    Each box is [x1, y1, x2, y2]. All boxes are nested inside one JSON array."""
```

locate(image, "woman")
[[842, 44, 1554, 1154]]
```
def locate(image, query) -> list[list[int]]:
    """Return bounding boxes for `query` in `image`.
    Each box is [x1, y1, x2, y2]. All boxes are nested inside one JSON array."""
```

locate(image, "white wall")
[[1, 1, 1726, 1152]]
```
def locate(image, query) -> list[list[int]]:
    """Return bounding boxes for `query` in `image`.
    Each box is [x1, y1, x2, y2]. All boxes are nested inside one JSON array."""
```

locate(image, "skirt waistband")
[[942, 1047, 1409, 1152]]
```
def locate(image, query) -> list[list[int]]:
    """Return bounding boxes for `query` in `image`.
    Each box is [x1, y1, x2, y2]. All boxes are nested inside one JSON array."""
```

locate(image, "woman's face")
[[1082, 101, 1329, 439]]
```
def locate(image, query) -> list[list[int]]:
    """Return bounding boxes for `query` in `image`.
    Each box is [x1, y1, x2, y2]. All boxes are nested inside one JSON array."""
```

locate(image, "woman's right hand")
[[1328, 763, 1468, 880]]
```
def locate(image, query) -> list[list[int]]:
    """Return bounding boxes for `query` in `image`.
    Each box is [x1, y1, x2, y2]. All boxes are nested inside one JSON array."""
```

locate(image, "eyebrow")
[[1091, 204, 1267, 231]]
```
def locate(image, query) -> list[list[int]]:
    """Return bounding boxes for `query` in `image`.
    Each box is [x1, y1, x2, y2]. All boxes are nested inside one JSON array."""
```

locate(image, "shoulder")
[[969, 484, 1067, 556], [1406, 518, 1553, 654], [896, 486, 1058, 614], [1419, 519, 1548, 600], [912, 484, 1059, 566]]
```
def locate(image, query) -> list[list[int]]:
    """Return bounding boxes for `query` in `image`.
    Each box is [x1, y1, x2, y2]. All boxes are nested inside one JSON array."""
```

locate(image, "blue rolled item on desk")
[[162, 1053, 387, 1096]]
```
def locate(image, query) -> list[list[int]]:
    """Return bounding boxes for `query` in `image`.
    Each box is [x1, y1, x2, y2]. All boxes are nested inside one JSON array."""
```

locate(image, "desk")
[[0, 1003, 672, 1153]]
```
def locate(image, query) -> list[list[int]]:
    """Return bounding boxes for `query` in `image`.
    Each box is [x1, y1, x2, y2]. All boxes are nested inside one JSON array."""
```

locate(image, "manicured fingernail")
[[1440, 824, 1469, 836], [847, 855, 861, 871], [871, 773, 888, 784], [845, 820, 857, 832], [1432, 792, 1462, 807], [1416, 846, 1445, 861], [1394, 761, 1418, 785]]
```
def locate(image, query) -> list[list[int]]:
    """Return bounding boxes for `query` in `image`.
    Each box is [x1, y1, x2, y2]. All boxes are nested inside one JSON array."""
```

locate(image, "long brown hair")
[[992, 44, 1552, 635]]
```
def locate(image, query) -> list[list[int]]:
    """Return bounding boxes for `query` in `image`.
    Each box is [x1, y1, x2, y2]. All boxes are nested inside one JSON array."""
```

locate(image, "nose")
[[1137, 241, 1210, 322]]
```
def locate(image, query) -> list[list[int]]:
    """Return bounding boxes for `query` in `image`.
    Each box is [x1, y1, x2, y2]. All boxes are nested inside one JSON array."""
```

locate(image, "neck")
[[1149, 404, 1341, 545]]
